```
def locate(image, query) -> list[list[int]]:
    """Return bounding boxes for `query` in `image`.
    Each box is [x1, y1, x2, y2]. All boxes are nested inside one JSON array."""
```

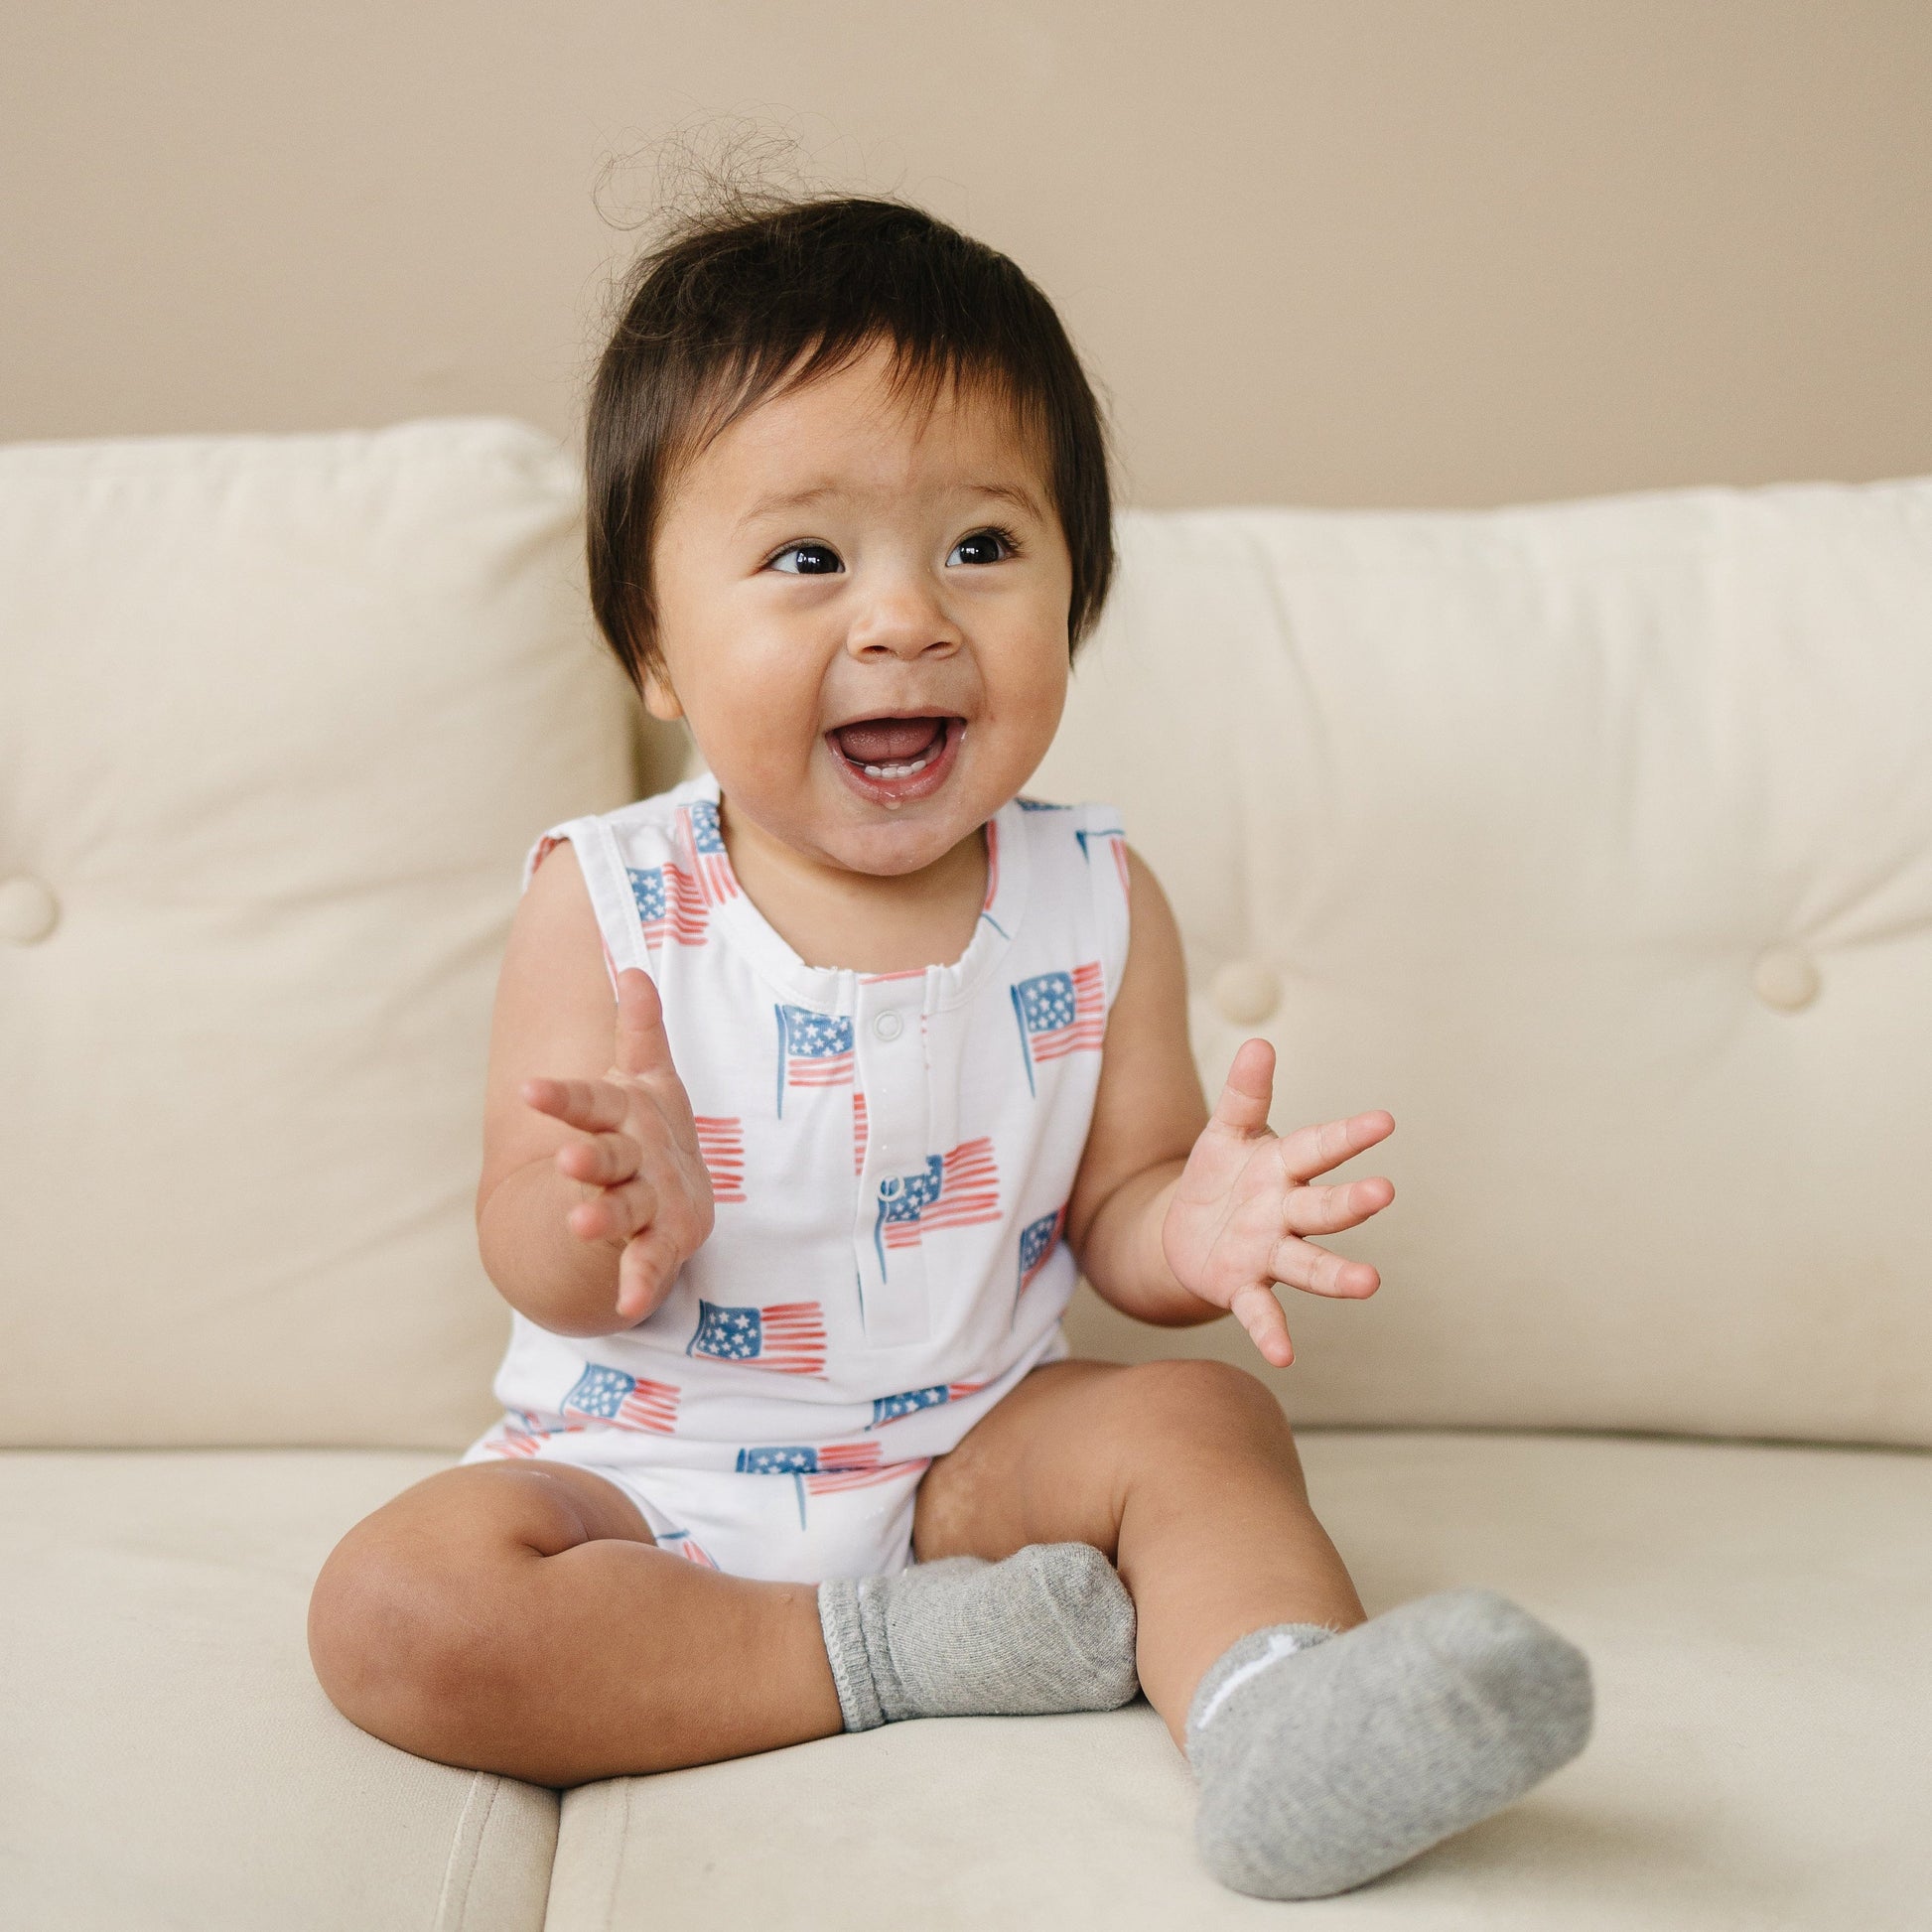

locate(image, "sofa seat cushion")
[[0, 1449, 557, 1932], [544, 1430, 1932, 1931]]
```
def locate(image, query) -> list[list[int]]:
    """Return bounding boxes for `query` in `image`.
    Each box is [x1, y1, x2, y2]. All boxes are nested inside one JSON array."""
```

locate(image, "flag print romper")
[[464, 772, 1132, 1583]]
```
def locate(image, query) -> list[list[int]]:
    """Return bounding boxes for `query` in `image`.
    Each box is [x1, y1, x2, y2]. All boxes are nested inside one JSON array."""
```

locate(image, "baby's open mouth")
[[831, 715, 950, 777], [825, 714, 963, 806]]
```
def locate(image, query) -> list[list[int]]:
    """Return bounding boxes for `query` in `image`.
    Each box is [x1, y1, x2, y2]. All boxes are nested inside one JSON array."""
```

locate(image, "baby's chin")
[[805, 792, 993, 880], [720, 771, 996, 883]]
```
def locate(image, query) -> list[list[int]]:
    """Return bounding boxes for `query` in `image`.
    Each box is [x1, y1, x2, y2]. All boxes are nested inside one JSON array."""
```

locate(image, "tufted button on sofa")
[[3, 420, 1928, 1931]]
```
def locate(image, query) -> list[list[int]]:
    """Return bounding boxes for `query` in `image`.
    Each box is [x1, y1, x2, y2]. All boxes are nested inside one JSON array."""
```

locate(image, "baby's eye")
[[767, 542, 844, 576], [946, 527, 1017, 568]]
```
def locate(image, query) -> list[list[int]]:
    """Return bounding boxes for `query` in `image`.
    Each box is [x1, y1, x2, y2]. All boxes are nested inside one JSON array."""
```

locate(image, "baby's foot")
[[1184, 1587, 1592, 1898], [817, 1543, 1139, 1730]]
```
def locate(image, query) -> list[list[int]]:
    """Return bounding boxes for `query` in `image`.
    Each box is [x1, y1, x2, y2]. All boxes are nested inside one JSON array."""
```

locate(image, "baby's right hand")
[[519, 967, 715, 1324]]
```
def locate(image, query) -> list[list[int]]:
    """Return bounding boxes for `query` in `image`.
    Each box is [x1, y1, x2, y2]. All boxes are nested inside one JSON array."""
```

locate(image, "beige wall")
[[4, 1, 1930, 507]]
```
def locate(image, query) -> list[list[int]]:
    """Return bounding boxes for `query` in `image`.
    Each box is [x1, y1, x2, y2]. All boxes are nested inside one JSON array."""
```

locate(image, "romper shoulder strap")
[[1011, 795, 1133, 1011], [517, 786, 694, 994]]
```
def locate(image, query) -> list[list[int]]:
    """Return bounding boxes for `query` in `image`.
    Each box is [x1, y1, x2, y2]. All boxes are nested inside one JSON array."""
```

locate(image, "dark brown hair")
[[584, 192, 1115, 692]]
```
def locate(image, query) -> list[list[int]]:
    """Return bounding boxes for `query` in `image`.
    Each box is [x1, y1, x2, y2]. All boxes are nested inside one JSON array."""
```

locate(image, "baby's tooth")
[[859, 753, 932, 782]]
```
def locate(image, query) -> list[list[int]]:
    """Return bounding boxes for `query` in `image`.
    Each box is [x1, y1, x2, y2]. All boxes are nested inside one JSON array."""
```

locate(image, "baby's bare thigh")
[[912, 1357, 1136, 1564]]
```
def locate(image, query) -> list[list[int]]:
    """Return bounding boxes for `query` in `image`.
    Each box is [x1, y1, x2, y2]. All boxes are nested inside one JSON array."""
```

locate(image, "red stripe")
[[694, 1117, 745, 1203], [786, 1055, 853, 1085], [617, 1378, 681, 1434], [807, 1453, 930, 1495]]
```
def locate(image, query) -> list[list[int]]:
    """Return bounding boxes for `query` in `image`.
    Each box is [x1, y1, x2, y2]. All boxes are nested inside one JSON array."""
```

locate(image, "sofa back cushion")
[[1036, 487, 1932, 1448], [0, 420, 644, 1448], [7, 422, 1927, 1451]]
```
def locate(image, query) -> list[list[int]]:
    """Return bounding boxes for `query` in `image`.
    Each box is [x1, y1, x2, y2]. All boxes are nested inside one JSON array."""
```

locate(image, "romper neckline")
[[687, 770, 1032, 1019]]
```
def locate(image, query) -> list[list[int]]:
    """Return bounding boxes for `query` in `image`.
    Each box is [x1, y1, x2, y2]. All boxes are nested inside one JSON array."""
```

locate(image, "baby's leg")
[[309, 1460, 843, 1784], [914, 1356, 1365, 1732], [914, 1356, 1590, 1898]]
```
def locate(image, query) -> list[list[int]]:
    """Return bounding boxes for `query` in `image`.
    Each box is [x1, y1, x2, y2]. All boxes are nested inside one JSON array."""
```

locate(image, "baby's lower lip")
[[826, 718, 962, 808]]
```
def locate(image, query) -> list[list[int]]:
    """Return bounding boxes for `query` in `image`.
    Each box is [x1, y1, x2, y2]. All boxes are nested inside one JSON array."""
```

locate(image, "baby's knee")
[[307, 1520, 509, 1756], [1112, 1356, 1295, 1451]]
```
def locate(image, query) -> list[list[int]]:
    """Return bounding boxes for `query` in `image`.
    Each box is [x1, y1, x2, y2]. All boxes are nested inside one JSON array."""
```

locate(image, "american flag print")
[[1016, 1206, 1065, 1319], [868, 1380, 988, 1429], [874, 1137, 1002, 1273], [1011, 962, 1107, 1092], [627, 863, 709, 948], [736, 1443, 929, 1526], [678, 801, 739, 905], [852, 1091, 868, 1173], [774, 1004, 854, 1115], [1076, 823, 1132, 897], [653, 1529, 720, 1570], [686, 1299, 828, 1375], [560, 1364, 681, 1435], [483, 1408, 585, 1457], [694, 1116, 745, 1203]]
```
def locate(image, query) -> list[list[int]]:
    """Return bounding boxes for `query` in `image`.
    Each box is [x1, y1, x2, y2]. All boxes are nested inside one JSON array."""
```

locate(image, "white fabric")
[[0, 418, 647, 1449], [7, 415, 1927, 1462], [464, 773, 1132, 1579], [0, 1449, 557, 1932], [1035, 486, 1932, 1447]]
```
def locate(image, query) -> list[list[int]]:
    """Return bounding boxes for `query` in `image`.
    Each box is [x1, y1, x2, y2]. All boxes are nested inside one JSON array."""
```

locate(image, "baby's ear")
[[641, 665, 684, 723]]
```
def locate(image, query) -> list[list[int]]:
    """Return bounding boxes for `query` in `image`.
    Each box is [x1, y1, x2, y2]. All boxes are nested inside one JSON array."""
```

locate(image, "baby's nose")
[[846, 579, 961, 659]]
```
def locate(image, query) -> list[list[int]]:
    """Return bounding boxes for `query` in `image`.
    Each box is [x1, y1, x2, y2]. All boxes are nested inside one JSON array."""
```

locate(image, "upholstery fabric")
[[544, 1430, 1932, 1931], [1036, 489, 1932, 1446], [0, 421, 643, 1448], [0, 1449, 557, 1932]]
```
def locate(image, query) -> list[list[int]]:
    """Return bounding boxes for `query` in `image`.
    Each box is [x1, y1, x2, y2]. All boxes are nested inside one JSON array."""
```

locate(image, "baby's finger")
[[1229, 1282, 1295, 1368], [1275, 1109, 1395, 1186], [566, 1173, 658, 1245], [1207, 1038, 1277, 1138], [1284, 1174, 1395, 1238], [1267, 1232, 1381, 1300], [521, 1075, 627, 1135], [616, 1223, 684, 1322], [555, 1130, 642, 1188], [613, 969, 678, 1083]]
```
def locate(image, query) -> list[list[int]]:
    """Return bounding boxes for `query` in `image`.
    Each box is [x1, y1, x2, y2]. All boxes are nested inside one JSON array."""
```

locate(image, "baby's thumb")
[[613, 967, 676, 1080]]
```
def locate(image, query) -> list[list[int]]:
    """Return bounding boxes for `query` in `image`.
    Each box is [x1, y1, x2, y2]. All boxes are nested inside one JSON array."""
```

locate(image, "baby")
[[309, 192, 1591, 1900]]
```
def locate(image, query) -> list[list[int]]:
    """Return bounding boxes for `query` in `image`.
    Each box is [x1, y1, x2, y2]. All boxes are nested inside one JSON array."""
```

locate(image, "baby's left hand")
[[1161, 1038, 1395, 1369]]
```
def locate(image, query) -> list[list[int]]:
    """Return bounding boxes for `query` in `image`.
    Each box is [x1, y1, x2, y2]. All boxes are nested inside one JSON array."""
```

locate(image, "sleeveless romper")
[[463, 772, 1132, 1583]]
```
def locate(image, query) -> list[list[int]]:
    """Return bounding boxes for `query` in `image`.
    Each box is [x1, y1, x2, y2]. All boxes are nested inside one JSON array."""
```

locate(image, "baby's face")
[[646, 338, 1075, 880]]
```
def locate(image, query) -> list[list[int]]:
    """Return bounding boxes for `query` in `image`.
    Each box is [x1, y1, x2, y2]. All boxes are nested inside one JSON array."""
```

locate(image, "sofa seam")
[[434, 1772, 498, 1932]]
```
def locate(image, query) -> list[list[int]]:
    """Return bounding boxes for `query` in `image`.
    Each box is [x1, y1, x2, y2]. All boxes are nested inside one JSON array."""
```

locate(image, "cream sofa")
[[3, 419, 1927, 1931]]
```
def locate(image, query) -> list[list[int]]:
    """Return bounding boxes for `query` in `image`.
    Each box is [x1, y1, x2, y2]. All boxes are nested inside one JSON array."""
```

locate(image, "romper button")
[[1212, 960, 1281, 1026], [873, 1010, 904, 1041], [1752, 944, 1820, 1014], [0, 875, 60, 945]]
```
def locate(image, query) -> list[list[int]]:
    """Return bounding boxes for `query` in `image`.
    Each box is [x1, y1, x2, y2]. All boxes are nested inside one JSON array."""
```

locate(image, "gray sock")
[[1184, 1587, 1593, 1899], [816, 1543, 1139, 1730]]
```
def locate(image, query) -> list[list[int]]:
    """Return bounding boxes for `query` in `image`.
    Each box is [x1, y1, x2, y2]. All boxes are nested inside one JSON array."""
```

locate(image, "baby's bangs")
[[682, 329, 1043, 468]]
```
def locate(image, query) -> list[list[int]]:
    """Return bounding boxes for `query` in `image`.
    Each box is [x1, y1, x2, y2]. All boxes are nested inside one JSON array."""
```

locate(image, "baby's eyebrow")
[[736, 483, 841, 528], [735, 479, 1045, 531], [965, 481, 1046, 519]]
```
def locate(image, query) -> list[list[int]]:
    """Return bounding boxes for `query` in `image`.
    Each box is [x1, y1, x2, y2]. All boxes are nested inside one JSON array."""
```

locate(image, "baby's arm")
[[476, 842, 713, 1337], [1064, 847, 1395, 1367]]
